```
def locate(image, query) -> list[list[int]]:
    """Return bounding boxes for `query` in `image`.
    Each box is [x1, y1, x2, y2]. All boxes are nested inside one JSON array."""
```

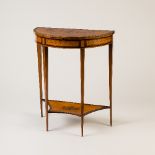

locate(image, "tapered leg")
[[109, 43, 113, 126], [43, 46, 49, 131], [37, 44, 43, 117], [80, 48, 85, 137]]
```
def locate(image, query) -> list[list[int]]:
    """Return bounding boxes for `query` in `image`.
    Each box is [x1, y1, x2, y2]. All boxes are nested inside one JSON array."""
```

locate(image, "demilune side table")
[[34, 27, 115, 136]]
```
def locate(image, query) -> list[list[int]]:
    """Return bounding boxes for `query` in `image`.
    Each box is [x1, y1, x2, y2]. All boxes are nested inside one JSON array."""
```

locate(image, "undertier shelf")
[[47, 100, 110, 116]]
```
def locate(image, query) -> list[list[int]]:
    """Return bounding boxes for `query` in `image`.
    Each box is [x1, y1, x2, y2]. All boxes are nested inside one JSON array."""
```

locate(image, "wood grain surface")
[[48, 100, 110, 116], [34, 27, 114, 40]]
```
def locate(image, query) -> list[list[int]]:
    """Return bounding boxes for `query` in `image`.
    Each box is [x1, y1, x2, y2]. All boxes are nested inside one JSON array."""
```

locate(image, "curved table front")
[[34, 27, 114, 48]]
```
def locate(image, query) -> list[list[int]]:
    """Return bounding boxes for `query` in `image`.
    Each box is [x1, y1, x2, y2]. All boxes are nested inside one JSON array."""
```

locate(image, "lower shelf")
[[47, 100, 110, 116]]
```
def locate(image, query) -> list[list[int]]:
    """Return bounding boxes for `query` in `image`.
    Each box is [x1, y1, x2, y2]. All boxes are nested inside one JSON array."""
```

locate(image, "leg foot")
[[43, 46, 49, 131]]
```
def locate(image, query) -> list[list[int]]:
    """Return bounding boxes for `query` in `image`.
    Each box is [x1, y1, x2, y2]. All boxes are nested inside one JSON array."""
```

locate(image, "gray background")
[[0, 0, 155, 155]]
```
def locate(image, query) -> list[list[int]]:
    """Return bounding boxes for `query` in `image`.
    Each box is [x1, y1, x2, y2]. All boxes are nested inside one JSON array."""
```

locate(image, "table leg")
[[43, 46, 49, 131], [37, 44, 43, 117], [80, 48, 85, 137], [109, 43, 113, 126]]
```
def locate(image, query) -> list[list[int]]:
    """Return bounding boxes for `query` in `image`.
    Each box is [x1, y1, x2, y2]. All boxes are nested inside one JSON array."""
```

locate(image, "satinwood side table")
[[34, 27, 114, 136]]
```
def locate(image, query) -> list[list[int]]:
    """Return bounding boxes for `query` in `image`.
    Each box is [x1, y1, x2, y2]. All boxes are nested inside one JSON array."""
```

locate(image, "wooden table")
[[34, 27, 115, 136]]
